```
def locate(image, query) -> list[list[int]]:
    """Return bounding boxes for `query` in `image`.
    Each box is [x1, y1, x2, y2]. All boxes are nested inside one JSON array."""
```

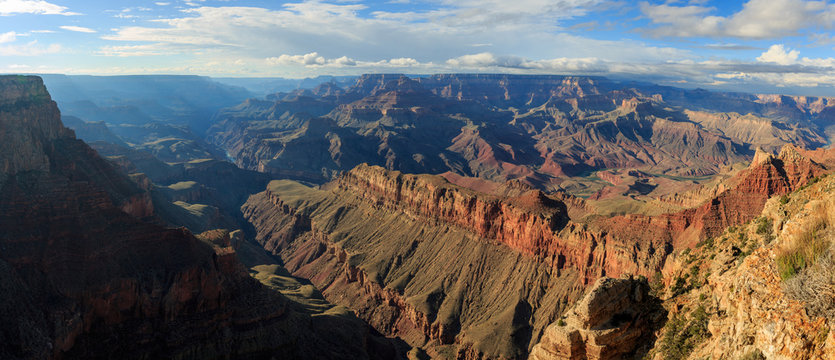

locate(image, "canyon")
[[240, 139, 826, 358], [4, 73, 835, 359], [0, 76, 400, 359]]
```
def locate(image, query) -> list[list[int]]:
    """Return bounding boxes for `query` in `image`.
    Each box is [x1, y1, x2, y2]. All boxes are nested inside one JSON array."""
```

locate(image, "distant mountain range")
[[207, 74, 833, 189]]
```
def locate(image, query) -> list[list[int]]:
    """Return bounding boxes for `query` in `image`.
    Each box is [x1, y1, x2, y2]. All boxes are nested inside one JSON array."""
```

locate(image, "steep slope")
[[636, 167, 835, 360], [0, 75, 397, 359], [241, 140, 828, 359], [241, 165, 672, 358]]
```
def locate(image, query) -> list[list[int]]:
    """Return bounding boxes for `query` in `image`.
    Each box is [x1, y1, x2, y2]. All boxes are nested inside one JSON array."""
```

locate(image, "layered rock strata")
[[0, 75, 393, 360]]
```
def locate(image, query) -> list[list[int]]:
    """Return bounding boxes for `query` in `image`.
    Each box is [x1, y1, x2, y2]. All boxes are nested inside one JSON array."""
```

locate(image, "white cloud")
[[60, 25, 95, 33], [99, 43, 166, 57], [388, 57, 419, 67], [267, 52, 326, 66], [0, 31, 16, 43], [756, 44, 799, 65], [0, 0, 79, 16], [100, 2, 686, 70], [641, 0, 835, 39], [266, 52, 359, 67], [0, 40, 61, 56], [446, 52, 605, 73]]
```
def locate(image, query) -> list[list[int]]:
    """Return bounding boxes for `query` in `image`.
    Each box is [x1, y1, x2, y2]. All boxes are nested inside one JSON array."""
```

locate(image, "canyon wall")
[[0, 76, 393, 360]]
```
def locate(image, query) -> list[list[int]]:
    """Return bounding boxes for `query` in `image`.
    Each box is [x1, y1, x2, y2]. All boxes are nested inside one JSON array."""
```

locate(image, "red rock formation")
[[597, 143, 827, 250], [331, 164, 570, 258], [241, 147, 827, 359]]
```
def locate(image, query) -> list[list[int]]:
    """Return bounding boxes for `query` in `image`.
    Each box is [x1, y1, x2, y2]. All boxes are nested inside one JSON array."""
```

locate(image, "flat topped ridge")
[[341, 163, 567, 216], [0, 75, 52, 106], [423, 73, 611, 81]]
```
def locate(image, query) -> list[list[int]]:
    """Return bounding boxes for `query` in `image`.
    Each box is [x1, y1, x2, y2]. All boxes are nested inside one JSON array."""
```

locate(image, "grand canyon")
[[1, 71, 834, 359], [4, 1, 835, 359]]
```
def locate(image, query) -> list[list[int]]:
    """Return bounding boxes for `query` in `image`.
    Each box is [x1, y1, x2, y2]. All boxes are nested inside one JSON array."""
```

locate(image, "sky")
[[2, 0, 835, 95]]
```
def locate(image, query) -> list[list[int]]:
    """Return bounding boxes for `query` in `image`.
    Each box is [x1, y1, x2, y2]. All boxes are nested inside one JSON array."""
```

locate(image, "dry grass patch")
[[775, 209, 829, 280]]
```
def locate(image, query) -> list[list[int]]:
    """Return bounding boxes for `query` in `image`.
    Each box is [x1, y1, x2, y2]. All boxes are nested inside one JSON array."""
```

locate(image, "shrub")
[[779, 195, 790, 205], [756, 217, 772, 235], [689, 264, 703, 289], [697, 236, 715, 250], [740, 349, 765, 360], [650, 271, 665, 298], [659, 304, 711, 360], [670, 275, 690, 297], [784, 251, 835, 321]]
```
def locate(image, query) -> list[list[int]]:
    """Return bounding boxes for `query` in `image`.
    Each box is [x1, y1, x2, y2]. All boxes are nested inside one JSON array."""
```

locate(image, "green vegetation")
[[670, 275, 690, 297], [739, 349, 765, 360], [817, 325, 830, 344], [798, 175, 821, 191], [776, 215, 829, 281], [659, 304, 711, 360], [650, 271, 665, 298], [696, 236, 715, 250], [756, 217, 774, 243], [688, 264, 703, 289]]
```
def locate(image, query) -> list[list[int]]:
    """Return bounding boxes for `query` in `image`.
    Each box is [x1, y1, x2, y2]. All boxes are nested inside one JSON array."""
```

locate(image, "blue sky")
[[2, 0, 835, 94]]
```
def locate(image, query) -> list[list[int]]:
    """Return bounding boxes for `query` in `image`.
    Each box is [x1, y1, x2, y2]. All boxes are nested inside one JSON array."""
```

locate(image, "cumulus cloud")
[[266, 53, 326, 66], [756, 44, 799, 65], [641, 0, 835, 39], [60, 25, 95, 33], [266, 52, 357, 67], [100, 2, 685, 67], [446, 52, 606, 73], [387, 57, 419, 67], [0, 0, 79, 16]]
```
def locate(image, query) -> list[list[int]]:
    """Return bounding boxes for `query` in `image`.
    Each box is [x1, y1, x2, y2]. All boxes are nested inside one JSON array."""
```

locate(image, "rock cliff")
[[0, 76, 394, 360], [639, 168, 835, 360], [243, 177, 588, 359], [241, 146, 829, 359], [529, 277, 663, 360]]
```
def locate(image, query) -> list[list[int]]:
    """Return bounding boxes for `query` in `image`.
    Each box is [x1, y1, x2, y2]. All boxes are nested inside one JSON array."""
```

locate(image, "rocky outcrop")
[[640, 168, 835, 360], [596, 143, 827, 250], [0, 76, 393, 360], [332, 164, 570, 257], [0, 76, 73, 184], [243, 178, 589, 359], [530, 277, 662, 360], [241, 147, 829, 359]]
